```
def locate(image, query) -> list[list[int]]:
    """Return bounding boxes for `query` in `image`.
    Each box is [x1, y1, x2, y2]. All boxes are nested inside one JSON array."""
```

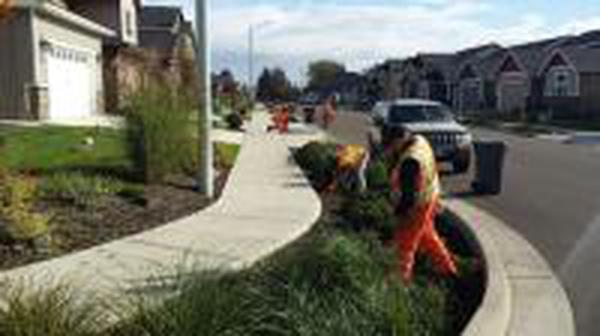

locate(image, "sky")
[[143, 0, 600, 84]]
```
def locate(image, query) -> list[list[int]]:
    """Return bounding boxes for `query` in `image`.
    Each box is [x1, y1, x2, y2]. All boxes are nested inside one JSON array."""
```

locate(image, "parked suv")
[[373, 99, 473, 173]]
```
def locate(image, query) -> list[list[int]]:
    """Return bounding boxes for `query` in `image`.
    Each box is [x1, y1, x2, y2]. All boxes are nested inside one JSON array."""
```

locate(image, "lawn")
[[0, 125, 130, 173], [0, 124, 241, 271], [0, 125, 240, 174]]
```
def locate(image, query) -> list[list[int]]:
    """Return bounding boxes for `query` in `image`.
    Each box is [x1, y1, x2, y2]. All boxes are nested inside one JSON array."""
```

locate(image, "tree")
[[307, 60, 346, 92], [256, 67, 295, 102]]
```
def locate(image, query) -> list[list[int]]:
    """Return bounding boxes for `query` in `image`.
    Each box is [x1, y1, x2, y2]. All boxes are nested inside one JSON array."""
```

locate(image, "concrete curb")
[[445, 200, 576, 336]]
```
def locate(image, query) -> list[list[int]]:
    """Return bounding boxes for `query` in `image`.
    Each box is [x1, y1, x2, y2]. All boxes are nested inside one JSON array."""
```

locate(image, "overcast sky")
[[143, 0, 600, 84]]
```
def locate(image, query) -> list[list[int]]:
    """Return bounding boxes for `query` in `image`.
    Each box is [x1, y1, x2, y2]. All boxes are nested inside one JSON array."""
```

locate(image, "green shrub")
[[125, 84, 197, 184], [365, 159, 390, 193], [224, 112, 244, 130], [0, 174, 51, 244], [340, 192, 395, 241], [295, 141, 337, 190], [40, 172, 123, 209], [215, 142, 240, 169]]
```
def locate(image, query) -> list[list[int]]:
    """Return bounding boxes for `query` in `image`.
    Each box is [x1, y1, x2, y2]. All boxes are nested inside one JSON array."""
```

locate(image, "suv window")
[[388, 105, 453, 123]]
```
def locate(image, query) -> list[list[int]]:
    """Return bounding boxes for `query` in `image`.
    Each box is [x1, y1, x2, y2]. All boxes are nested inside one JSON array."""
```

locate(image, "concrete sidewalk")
[[0, 112, 323, 301]]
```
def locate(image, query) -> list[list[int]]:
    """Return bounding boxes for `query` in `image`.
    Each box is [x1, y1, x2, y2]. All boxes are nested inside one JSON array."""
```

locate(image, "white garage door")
[[46, 45, 95, 121]]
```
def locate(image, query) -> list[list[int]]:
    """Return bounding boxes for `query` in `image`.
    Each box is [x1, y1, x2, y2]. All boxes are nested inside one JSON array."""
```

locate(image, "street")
[[327, 110, 600, 336]]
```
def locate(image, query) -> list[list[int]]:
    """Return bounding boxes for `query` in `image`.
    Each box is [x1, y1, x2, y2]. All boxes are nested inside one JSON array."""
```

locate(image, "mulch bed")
[[0, 168, 232, 271]]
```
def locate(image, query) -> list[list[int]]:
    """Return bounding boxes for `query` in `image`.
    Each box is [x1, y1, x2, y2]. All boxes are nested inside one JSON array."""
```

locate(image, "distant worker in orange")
[[267, 104, 290, 134], [321, 96, 337, 130], [386, 127, 457, 283]]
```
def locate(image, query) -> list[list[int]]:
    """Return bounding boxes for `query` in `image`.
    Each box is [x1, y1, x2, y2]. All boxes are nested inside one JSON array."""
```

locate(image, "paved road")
[[326, 111, 600, 336]]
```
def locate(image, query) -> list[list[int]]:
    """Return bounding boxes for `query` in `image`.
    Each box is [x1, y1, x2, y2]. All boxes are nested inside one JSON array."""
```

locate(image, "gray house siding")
[[579, 73, 600, 120], [69, 0, 138, 45], [0, 10, 36, 119]]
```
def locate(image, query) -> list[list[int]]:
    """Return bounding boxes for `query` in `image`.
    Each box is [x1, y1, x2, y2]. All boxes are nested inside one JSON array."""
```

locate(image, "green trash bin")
[[472, 141, 507, 195]]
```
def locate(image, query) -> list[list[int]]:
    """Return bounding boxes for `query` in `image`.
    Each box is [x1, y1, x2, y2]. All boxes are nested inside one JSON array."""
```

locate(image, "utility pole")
[[195, 0, 214, 198], [248, 25, 255, 101]]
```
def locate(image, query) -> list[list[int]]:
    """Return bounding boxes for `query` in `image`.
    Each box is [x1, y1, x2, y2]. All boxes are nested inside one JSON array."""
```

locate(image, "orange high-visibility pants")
[[393, 198, 457, 283]]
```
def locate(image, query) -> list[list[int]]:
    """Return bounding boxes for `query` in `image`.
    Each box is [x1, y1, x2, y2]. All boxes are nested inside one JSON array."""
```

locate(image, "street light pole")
[[195, 0, 214, 198], [248, 25, 255, 101]]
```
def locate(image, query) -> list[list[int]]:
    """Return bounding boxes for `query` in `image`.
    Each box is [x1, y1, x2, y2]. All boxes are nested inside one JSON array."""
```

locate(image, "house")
[[537, 36, 600, 120], [0, 0, 114, 121], [66, 0, 140, 46], [452, 44, 504, 113], [138, 6, 197, 91], [493, 37, 569, 115], [102, 5, 197, 112], [404, 53, 456, 105], [330, 72, 368, 108]]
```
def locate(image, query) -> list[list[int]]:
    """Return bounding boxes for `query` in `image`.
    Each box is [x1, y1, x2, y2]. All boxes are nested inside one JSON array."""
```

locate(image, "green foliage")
[[215, 142, 240, 169], [307, 60, 346, 92], [0, 284, 105, 336], [256, 67, 298, 102], [39, 172, 124, 209], [125, 84, 197, 184], [295, 141, 337, 190], [112, 270, 258, 336], [224, 112, 244, 130], [365, 158, 391, 193], [340, 192, 396, 241], [0, 173, 51, 243]]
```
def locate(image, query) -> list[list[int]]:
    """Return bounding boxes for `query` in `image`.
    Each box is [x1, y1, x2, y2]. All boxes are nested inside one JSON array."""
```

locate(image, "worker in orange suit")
[[386, 127, 457, 283], [268, 105, 290, 134], [279, 104, 290, 133], [323, 144, 369, 194]]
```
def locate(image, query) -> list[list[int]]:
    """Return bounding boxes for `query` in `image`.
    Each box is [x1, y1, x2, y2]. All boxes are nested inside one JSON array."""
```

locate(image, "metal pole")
[[249, 25, 254, 100], [195, 0, 214, 197]]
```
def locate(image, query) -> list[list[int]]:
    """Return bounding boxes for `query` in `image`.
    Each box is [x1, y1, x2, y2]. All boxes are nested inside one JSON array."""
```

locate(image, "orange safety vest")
[[396, 135, 440, 205]]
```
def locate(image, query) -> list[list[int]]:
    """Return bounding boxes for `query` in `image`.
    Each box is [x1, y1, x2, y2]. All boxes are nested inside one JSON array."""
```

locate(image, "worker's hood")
[[400, 121, 468, 134]]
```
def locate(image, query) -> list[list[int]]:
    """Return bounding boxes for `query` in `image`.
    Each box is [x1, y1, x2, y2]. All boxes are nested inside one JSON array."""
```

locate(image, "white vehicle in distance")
[[372, 99, 473, 174]]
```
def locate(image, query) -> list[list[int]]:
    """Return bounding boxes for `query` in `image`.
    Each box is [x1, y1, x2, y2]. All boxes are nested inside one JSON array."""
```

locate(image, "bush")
[[295, 141, 337, 190], [365, 158, 390, 193], [340, 192, 395, 241], [125, 84, 197, 184], [224, 112, 244, 130], [0, 174, 51, 244], [39, 172, 124, 209]]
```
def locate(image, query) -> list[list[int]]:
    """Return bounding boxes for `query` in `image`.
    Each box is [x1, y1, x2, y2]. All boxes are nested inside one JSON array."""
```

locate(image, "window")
[[544, 67, 577, 97]]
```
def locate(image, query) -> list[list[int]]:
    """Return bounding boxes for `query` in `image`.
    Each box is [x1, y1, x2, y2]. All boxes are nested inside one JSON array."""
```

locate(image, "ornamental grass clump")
[[125, 84, 197, 184]]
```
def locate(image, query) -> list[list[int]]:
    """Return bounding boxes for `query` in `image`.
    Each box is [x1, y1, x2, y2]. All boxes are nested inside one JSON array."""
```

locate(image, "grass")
[[0, 126, 129, 174], [215, 142, 240, 169]]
